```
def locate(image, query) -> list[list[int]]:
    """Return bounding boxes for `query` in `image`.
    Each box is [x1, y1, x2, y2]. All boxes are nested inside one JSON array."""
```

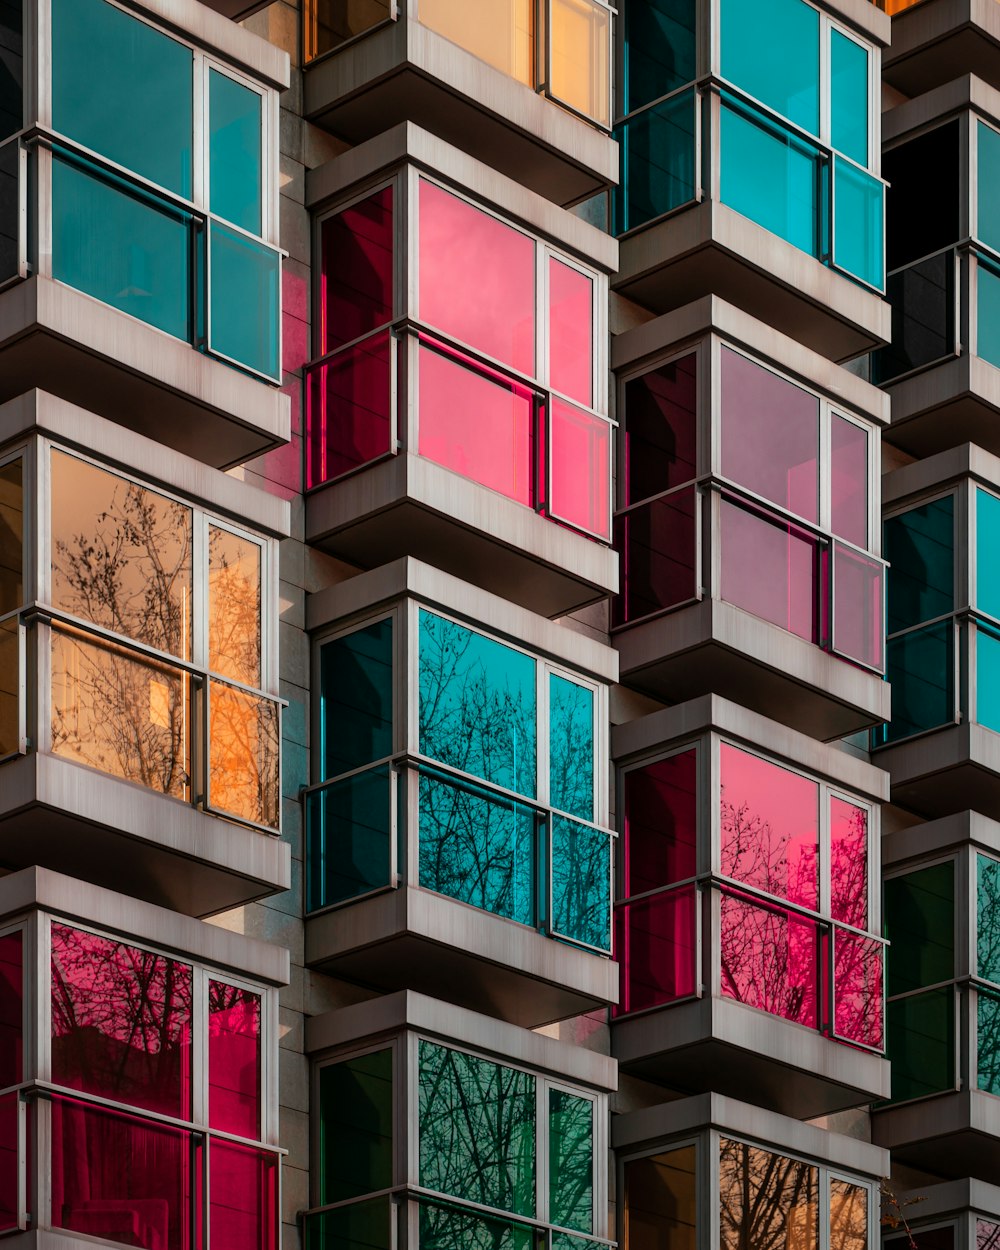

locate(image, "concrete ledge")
[[128, 0, 289, 88], [873, 722, 1000, 817], [874, 1089, 1000, 1180], [882, 356, 1000, 461], [884, 4, 1000, 97]]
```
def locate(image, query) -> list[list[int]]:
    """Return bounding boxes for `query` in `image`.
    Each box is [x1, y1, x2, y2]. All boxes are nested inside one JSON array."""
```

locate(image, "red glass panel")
[[209, 981, 261, 1139], [831, 798, 868, 929], [834, 930, 883, 1048], [418, 179, 535, 376], [321, 186, 393, 353], [613, 488, 697, 625], [614, 887, 697, 1016], [0, 1093, 17, 1233], [0, 931, 22, 1088], [51, 924, 193, 1119], [51, 1096, 195, 1250], [720, 744, 819, 910], [306, 331, 392, 488], [623, 354, 697, 506], [209, 1140, 278, 1250], [624, 750, 697, 897], [548, 258, 593, 406], [831, 415, 868, 548], [719, 498, 819, 643], [833, 545, 884, 670], [549, 399, 610, 538], [720, 348, 819, 523], [719, 891, 819, 1028], [418, 340, 534, 506]]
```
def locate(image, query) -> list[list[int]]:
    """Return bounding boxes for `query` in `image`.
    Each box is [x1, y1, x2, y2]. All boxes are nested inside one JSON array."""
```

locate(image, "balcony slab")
[[874, 1090, 1000, 1180]]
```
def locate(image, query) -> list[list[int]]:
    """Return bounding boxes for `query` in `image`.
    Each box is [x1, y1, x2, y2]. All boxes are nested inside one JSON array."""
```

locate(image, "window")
[[978, 855, 1000, 1095], [0, 454, 23, 761]]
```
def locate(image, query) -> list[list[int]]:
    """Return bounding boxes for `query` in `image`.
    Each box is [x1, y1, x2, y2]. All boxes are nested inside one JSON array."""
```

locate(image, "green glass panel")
[[720, 0, 819, 135], [979, 122, 1000, 253], [303, 1197, 392, 1250], [978, 855, 1000, 983], [884, 498, 954, 633], [886, 989, 954, 1103], [318, 1050, 393, 1204], [552, 1237, 597, 1250], [0, 0, 22, 141], [51, 0, 192, 196], [0, 140, 19, 284], [418, 1041, 536, 1217], [549, 675, 594, 821], [613, 89, 695, 235], [979, 260, 1000, 369], [52, 153, 191, 341], [830, 31, 868, 167], [551, 816, 611, 950], [305, 765, 392, 912], [978, 490, 1000, 619], [418, 1202, 535, 1250], [979, 990, 1000, 1094], [418, 610, 536, 797], [881, 623, 953, 744], [209, 69, 262, 236], [885, 862, 954, 996], [833, 157, 883, 290], [978, 627, 1000, 733], [549, 1089, 593, 1233], [320, 619, 393, 780], [624, 0, 696, 112], [208, 221, 280, 380]]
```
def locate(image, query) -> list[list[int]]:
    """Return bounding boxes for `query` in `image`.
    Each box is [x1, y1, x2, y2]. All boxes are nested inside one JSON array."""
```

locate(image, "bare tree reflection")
[[719, 1138, 817, 1250]]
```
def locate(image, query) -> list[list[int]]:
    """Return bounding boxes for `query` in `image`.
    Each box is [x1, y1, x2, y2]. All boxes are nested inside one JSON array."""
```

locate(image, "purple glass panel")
[[831, 415, 868, 548], [418, 180, 535, 376], [321, 186, 393, 353], [548, 258, 593, 406], [720, 743, 819, 910], [719, 890, 819, 1028], [623, 354, 697, 506], [613, 488, 697, 626], [0, 1093, 16, 1233], [0, 931, 22, 1088], [833, 545, 884, 670], [209, 1140, 278, 1250], [209, 982, 261, 1139], [418, 340, 533, 506], [830, 798, 868, 929], [719, 497, 819, 643], [978, 1222, 1000, 1250], [623, 749, 698, 897], [834, 930, 883, 1048], [306, 330, 392, 487], [614, 887, 697, 1016], [720, 348, 820, 522], [549, 399, 610, 538]]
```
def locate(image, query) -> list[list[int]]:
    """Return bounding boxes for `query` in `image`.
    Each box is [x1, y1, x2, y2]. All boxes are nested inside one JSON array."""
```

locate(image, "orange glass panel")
[[0, 459, 22, 616], [419, 0, 534, 86], [719, 1138, 818, 1250], [209, 680, 279, 830], [624, 1145, 697, 1250], [549, 0, 611, 126], [0, 618, 18, 759], [208, 526, 262, 688], [880, 0, 923, 12], [830, 1180, 867, 1250]]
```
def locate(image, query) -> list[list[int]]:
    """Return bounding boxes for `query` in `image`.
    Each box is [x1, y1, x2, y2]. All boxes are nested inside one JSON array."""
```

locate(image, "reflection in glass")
[[829, 1179, 867, 1250], [615, 887, 697, 1015], [418, 1199, 535, 1250], [719, 1138, 818, 1250], [419, 0, 534, 86], [979, 855, 1000, 983], [624, 1144, 697, 1250], [834, 930, 883, 1048], [979, 1223, 1000, 1250], [549, 0, 611, 126], [208, 525, 262, 688], [306, 0, 392, 60], [551, 816, 611, 950], [318, 1049, 393, 1204], [307, 331, 393, 486], [0, 930, 22, 1088], [320, 618, 394, 780], [306, 765, 393, 911], [719, 892, 818, 1028], [613, 90, 696, 235], [208, 681, 280, 830], [209, 981, 261, 1139], [548, 1089, 593, 1233], [209, 1139, 278, 1250], [549, 675, 594, 821], [979, 990, 1000, 1094], [830, 799, 868, 929], [0, 458, 22, 615]]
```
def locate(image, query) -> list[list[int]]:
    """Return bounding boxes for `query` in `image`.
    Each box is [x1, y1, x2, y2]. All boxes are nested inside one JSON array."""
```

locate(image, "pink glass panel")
[[418, 179, 535, 375], [306, 331, 392, 487], [51, 1096, 195, 1250], [623, 354, 697, 505], [209, 981, 261, 1139], [613, 488, 697, 626], [209, 1140, 278, 1250], [834, 930, 883, 1048], [548, 258, 593, 406], [830, 798, 868, 929], [50, 924, 193, 1119], [720, 498, 819, 642], [418, 340, 533, 505], [624, 749, 698, 897], [833, 545, 884, 670], [978, 1222, 1000, 1250], [549, 398, 610, 538], [614, 887, 697, 1016], [0, 1093, 16, 1233], [719, 891, 819, 1028], [321, 186, 393, 353], [720, 744, 819, 910], [0, 931, 22, 1088], [831, 415, 868, 548], [720, 348, 820, 522]]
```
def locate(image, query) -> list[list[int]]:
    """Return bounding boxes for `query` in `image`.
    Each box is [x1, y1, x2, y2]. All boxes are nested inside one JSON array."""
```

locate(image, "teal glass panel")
[[549, 1090, 594, 1234], [830, 31, 868, 167], [979, 990, 1000, 1094], [882, 622, 954, 743], [418, 771, 536, 926], [884, 498, 954, 633], [979, 855, 1000, 983], [209, 69, 262, 236], [549, 675, 594, 821], [51, 0, 192, 196], [318, 1049, 392, 1204], [624, 0, 696, 112], [418, 1042, 536, 1217], [52, 153, 191, 341], [552, 1237, 598, 1250], [979, 122, 1000, 253], [979, 626, 1000, 733], [0, 141, 19, 284], [551, 816, 611, 951], [885, 862, 954, 996], [418, 1202, 534, 1250], [886, 989, 954, 1103], [320, 619, 393, 780], [208, 221, 280, 380], [418, 610, 536, 797], [979, 259, 1000, 369], [305, 765, 392, 912], [303, 1197, 391, 1250], [978, 490, 1000, 619], [613, 89, 695, 235], [833, 157, 883, 290], [720, 0, 819, 135], [719, 97, 818, 257]]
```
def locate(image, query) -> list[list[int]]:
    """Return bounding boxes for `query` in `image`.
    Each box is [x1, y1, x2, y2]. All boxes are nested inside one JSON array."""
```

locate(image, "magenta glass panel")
[[418, 339, 534, 505], [209, 982, 261, 1139], [0, 931, 22, 1088], [614, 887, 697, 1016], [830, 798, 868, 929], [624, 749, 698, 897], [0, 1093, 16, 1233], [549, 399, 610, 538], [719, 497, 819, 643], [50, 924, 193, 1119], [831, 415, 868, 548], [548, 258, 593, 406], [306, 330, 392, 487], [719, 890, 819, 1028], [209, 1140, 278, 1250], [720, 348, 820, 522], [418, 179, 535, 375], [833, 545, 884, 670], [834, 930, 883, 1048], [51, 1096, 195, 1250], [623, 354, 697, 505], [321, 186, 393, 353], [613, 488, 697, 626]]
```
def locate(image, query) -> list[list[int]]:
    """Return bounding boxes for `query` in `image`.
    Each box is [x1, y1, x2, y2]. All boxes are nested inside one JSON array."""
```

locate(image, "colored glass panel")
[[830, 798, 868, 929], [831, 416, 868, 549], [209, 70, 262, 235], [834, 930, 883, 1048], [881, 623, 954, 744], [833, 157, 884, 290], [719, 891, 819, 1028], [0, 1092, 15, 1233], [551, 816, 611, 950], [318, 1049, 393, 1204], [0, 141, 17, 286], [550, 0, 610, 126], [979, 989, 1000, 1094], [208, 525, 261, 688], [979, 1223, 1000, 1250], [419, 0, 534, 87], [884, 497, 954, 634], [320, 619, 394, 780], [615, 886, 697, 1015], [614, 89, 696, 235], [549, 259, 593, 406], [623, 354, 697, 505], [886, 989, 954, 1102], [0, 458, 22, 615], [978, 489, 1000, 619], [624, 1145, 697, 1250], [549, 675, 594, 821], [208, 221, 281, 379], [209, 981, 261, 1138], [0, 932, 20, 1088], [307, 0, 392, 60], [885, 863, 954, 996], [208, 680, 280, 829], [830, 31, 868, 167], [549, 399, 610, 538], [304, 1197, 392, 1250], [0, 3, 21, 143], [979, 855, 1000, 984], [833, 545, 883, 670], [624, 0, 695, 112], [0, 618, 15, 759], [321, 187, 394, 353], [872, 252, 955, 386], [720, 0, 819, 134], [830, 1180, 868, 1250], [418, 1200, 536, 1250], [980, 122, 1000, 254], [613, 488, 698, 625], [624, 749, 697, 897], [209, 1140, 278, 1250], [548, 1090, 593, 1233], [719, 1139, 818, 1250], [979, 259, 1000, 369], [306, 764, 393, 911], [307, 331, 393, 486], [978, 626, 1000, 733]]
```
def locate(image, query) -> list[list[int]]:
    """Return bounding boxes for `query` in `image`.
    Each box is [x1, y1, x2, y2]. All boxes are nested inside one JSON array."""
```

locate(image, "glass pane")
[[884, 497, 953, 633], [831, 416, 868, 548], [872, 253, 955, 386], [886, 988, 954, 1102], [304, 1196, 392, 1250], [552, 815, 611, 949], [308, 0, 391, 59], [833, 545, 883, 670], [0, 931, 21, 1087], [419, 0, 534, 86], [209, 70, 262, 236], [549, 399, 610, 538], [979, 1223, 1000, 1250], [623, 354, 697, 505], [0, 3, 22, 142], [318, 1050, 393, 1204], [882, 622, 953, 744], [550, 675, 594, 821], [0, 618, 18, 759], [719, 1138, 818, 1250], [305, 765, 392, 911], [980, 122, 1000, 253], [979, 854, 1000, 983], [885, 862, 954, 996], [209, 1140, 278, 1250], [830, 31, 868, 167], [418, 1041, 536, 1217], [549, 1090, 593, 1233], [719, 891, 819, 1028], [834, 930, 883, 1048], [833, 157, 884, 290], [51, 924, 192, 1118], [0, 1092, 15, 1233], [0, 140, 19, 284], [978, 625, 1000, 732], [885, 123, 960, 272], [321, 187, 394, 354], [830, 798, 868, 929], [52, 0, 192, 196], [720, 0, 819, 133], [209, 525, 262, 688], [720, 743, 819, 909], [209, 981, 261, 1139], [418, 181, 535, 374], [979, 989, 1000, 1093], [625, 1145, 697, 1250], [209, 222, 281, 380], [613, 489, 697, 625], [614, 886, 697, 1014], [52, 153, 192, 342], [549, 259, 593, 406], [978, 489, 1000, 619], [208, 681, 280, 830], [0, 458, 21, 615], [978, 259, 1000, 369], [624, 0, 696, 111], [549, 0, 610, 127], [418, 1200, 535, 1250], [623, 749, 697, 896], [830, 1180, 868, 1250], [613, 89, 696, 235], [320, 619, 393, 780], [307, 332, 393, 487]]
